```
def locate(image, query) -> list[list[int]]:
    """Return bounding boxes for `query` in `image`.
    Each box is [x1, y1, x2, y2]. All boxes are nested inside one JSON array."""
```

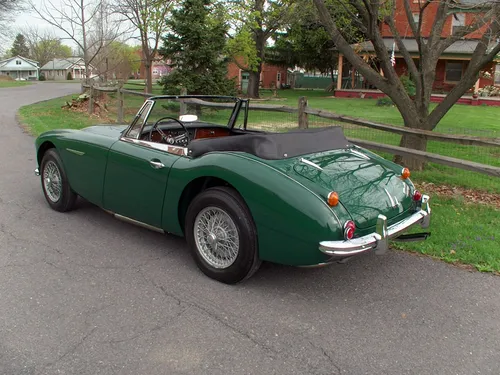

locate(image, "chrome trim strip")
[[120, 136, 188, 156], [66, 148, 85, 156], [114, 213, 165, 234], [299, 158, 323, 171], [349, 149, 370, 160], [383, 188, 395, 207], [319, 195, 431, 257]]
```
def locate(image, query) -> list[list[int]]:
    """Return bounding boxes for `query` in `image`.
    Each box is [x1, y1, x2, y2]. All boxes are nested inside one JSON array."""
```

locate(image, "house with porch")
[[0, 55, 39, 80], [334, 0, 500, 104], [40, 57, 93, 80]]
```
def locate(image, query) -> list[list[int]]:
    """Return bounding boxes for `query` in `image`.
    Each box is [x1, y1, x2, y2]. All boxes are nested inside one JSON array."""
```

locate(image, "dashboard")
[[142, 126, 231, 147]]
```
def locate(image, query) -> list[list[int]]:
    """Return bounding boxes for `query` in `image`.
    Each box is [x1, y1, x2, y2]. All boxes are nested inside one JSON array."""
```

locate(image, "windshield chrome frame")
[[119, 95, 245, 157]]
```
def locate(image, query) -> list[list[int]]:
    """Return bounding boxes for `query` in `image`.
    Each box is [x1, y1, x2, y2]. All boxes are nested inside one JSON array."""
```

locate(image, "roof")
[[0, 55, 39, 68], [452, 0, 494, 7], [188, 127, 351, 159], [40, 57, 84, 70], [353, 38, 499, 58]]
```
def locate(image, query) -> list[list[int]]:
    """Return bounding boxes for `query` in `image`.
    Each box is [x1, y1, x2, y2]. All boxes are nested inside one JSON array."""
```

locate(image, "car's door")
[[102, 138, 182, 228]]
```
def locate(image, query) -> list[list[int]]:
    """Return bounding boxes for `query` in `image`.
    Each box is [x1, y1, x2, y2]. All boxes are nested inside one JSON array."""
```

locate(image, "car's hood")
[[267, 147, 415, 229], [81, 124, 128, 138]]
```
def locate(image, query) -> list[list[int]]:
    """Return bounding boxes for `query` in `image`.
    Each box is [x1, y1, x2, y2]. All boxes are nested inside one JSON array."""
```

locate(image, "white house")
[[40, 57, 95, 80], [0, 55, 40, 80]]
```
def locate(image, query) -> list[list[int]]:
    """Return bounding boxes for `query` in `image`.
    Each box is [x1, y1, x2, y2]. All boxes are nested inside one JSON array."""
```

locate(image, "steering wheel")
[[148, 116, 191, 145]]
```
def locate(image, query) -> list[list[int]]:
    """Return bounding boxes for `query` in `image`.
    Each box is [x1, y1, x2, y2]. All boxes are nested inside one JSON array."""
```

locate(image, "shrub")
[[399, 74, 416, 96], [66, 72, 73, 80], [38, 73, 46, 81], [160, 101, 181, 112], [376, 96, 394, 106]]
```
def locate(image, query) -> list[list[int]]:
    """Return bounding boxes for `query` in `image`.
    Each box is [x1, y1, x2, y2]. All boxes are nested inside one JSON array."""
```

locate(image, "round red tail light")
[[344, 220, 356, 240], [413, 190, 422, 201]]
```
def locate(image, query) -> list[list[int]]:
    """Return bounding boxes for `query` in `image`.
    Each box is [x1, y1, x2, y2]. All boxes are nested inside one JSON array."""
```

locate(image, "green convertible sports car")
[[34, 95, 431, 284]]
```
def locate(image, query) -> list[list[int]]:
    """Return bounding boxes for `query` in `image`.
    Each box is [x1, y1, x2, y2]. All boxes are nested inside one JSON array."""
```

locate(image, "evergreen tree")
[[158, 0, 236, 95], [11, 33, 29, 57]]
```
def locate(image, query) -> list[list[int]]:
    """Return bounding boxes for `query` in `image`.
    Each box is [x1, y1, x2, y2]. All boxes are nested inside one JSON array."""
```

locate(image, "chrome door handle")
[[149, 160, 165, 169]]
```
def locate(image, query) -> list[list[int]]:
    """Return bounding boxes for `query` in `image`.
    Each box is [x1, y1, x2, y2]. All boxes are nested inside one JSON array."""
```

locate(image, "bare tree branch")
[[111, 0, 175, 92], [27, 0, 126, 79], [314, 0, 500, 169]]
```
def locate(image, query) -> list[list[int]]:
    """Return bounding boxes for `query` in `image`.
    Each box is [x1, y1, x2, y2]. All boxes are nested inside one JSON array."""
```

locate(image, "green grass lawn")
[[17, 88, 500, 274], [0, 80, 33, 88], [272, 90, 500, 136], [393, 195, 500, 274], [18, 94, 99, 136]]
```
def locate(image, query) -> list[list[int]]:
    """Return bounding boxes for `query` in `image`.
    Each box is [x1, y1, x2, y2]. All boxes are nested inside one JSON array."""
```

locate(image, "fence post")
[[180, 87, 187, 115], [88, 84, 94, 114], [298, 96, 308, 129], [117, 82, 124, 123]]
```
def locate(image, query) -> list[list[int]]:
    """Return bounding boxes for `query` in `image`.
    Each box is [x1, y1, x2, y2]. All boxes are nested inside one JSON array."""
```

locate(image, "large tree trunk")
[[394, 133, 427, 170], [247, 0, 266, 99], [247, 68, 261, 98], [145, 60, 153, 94]]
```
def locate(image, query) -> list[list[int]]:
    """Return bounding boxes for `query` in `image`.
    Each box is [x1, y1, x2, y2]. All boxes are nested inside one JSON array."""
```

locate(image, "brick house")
[[334, 0, 500, 101], [227, 57, 288, 93]]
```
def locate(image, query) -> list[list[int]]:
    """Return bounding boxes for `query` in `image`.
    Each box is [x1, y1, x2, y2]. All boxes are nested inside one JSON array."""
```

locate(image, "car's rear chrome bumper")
[[319, 195, 431, 257]]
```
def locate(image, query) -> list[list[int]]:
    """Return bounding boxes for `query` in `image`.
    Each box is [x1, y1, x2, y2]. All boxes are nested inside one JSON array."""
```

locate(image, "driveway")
[[1, 82, 499, 375]]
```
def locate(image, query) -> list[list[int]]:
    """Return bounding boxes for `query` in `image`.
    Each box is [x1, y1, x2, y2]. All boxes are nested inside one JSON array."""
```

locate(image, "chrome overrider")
[[319, 195, 431, 257]]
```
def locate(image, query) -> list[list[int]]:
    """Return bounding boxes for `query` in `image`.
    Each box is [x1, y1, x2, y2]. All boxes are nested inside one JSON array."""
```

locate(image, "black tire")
[[185, 186, 261, 284], [40, 148, 77, 212]]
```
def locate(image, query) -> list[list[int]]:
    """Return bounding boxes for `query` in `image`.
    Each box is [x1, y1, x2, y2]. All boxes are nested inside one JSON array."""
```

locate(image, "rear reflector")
[[413, 190, 422, 201], [344, 220, 356, 240]]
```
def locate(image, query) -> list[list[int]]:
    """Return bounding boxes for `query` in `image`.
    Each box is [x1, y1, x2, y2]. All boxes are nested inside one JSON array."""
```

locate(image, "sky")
[[2, 0, 77, 53], [2, 0, 140, 55]]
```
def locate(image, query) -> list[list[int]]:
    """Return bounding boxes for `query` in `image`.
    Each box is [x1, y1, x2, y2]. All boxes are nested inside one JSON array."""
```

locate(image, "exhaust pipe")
[[393, 232, 431, 242]]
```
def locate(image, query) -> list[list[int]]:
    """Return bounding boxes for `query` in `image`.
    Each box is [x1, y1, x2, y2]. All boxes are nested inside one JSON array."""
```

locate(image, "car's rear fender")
[[163, 152, 348, 266]]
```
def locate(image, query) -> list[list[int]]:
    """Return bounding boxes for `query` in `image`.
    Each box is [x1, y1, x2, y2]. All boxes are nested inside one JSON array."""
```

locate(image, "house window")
[[277, 72, 281, 82], [412, 13, 420, 24], [495, 64, 500, 85], [16, 60, 21, 65], [452, 13, 465, 34], [445, 61, 464, 82]]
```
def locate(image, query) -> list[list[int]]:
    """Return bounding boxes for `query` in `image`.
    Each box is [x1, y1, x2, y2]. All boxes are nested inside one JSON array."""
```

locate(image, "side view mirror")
[[179, 114, 198, 122]]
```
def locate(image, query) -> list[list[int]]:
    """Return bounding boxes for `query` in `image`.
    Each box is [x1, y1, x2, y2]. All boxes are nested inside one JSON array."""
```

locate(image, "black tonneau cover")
[[187, 127, 351, 159]]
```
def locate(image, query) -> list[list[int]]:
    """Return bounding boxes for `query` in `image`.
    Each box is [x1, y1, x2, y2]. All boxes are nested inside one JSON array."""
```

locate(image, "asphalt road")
[[1, 83, 499, 375]]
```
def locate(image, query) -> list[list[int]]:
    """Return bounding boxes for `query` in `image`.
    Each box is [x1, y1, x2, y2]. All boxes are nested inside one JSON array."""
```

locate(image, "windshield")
[[143, 96, 246, 129]]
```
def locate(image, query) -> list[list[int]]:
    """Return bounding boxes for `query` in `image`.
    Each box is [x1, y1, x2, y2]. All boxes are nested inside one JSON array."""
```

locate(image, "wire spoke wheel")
[[186, 186, 261, 284], [43, 160, 62, 202], [194, 206, 240, 269]]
